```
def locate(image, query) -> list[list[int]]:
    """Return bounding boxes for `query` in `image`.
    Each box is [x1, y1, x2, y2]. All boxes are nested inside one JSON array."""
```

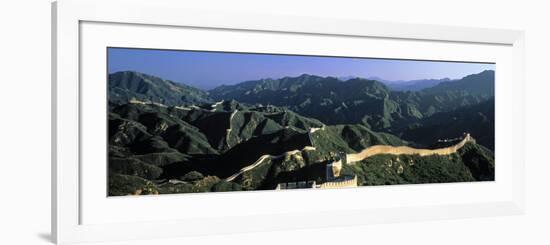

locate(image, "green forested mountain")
[[209, 71, 494, 131], [422, 70, 494, 96], [341, 142, 494, 186], [108, 71, 212, 105], [400, 98, 495, 150]]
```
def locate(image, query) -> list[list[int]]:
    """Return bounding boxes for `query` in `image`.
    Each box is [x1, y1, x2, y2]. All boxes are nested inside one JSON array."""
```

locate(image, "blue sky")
[[108, 47, 495, 90]]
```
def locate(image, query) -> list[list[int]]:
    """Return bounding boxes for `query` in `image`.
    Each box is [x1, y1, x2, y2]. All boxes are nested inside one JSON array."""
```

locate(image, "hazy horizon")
[[108, 47, 495, 90]]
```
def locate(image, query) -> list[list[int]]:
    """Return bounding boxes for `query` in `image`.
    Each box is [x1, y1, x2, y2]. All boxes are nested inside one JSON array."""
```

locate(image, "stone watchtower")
[[326, 152, 346, 181]]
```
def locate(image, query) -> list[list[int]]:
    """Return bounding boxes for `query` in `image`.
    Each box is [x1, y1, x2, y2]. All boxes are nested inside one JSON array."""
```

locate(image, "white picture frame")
[[52, 0, 525, 244]]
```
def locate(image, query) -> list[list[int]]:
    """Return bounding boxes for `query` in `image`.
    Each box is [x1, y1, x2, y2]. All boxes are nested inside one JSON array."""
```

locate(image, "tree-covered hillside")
[[209, 71, 494, 132], [109, 71, 212, 106]]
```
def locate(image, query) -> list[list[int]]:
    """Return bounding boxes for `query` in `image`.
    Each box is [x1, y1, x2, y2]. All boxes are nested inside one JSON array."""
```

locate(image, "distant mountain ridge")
[[384, 78, 453, 91], [107, 70, 494, 144], [109, 71, 212, 106], [339, 71, 494, 93], [209, 71, 495, 131], [339, 75, 452, 91], [422, 70, 494, 96]]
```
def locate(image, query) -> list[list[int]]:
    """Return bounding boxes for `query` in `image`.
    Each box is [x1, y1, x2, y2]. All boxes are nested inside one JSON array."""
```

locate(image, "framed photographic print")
[[52, 0, 525, 244]]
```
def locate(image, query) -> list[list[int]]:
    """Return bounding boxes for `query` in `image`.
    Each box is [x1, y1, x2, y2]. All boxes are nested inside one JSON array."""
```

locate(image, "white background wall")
[[1, 0, 548, 244]]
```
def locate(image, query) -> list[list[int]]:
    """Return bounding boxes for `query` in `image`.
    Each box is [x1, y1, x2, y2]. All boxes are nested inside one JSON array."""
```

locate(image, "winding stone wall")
[[346, 134, 475, 164]]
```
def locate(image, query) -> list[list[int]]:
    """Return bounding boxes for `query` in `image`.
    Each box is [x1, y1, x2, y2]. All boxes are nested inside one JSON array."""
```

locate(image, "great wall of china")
[[225, 146, 317, 182], [127, 102, 477, 190], [275, 175, 358, 190], [227, 130, 475, 190], [318, 176, 358, 189], [346, 133, 475, 164]]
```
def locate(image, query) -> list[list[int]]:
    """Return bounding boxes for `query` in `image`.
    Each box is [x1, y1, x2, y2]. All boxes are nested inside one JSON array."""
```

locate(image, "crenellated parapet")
[[318, 175, 358, 189]]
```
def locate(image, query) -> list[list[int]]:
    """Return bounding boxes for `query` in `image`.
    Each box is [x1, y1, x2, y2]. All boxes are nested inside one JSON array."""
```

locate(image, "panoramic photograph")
[[107, 47, 495, 196]]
